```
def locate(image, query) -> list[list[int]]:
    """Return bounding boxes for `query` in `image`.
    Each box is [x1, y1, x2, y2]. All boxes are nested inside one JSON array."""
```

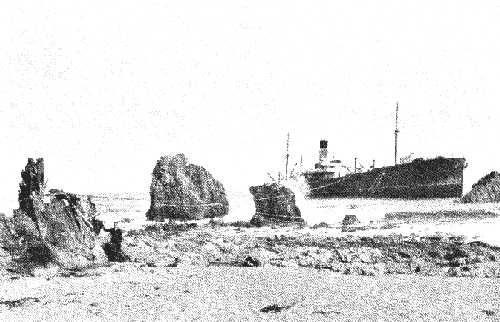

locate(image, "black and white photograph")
[[1, 1, 499, 320]]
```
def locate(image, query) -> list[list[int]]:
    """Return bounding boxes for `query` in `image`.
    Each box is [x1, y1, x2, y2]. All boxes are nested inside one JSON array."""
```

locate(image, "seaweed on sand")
[[0, 297, 40, 308]]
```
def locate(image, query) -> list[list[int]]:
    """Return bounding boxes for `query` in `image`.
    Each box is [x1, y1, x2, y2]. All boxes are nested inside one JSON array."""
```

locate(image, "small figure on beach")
[[103, 222, 129, 262]]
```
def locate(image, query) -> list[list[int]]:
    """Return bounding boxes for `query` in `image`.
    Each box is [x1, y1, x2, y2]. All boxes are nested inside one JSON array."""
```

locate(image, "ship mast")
[[394, 102, 399, 165], [285, 133, 290, 179]]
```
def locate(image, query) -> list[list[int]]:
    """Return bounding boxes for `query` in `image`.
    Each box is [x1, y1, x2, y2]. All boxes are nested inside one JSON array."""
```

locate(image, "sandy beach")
[[2, 188, 500, 321], [2, 219, 500, 321], [1, 265, 499, 321]]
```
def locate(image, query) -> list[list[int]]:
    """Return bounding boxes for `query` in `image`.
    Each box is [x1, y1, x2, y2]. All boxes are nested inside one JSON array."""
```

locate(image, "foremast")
[[394, 102, 399, 165]]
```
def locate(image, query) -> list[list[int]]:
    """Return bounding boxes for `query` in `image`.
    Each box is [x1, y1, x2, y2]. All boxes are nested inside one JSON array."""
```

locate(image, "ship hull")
[[303, 157, 466, 199]]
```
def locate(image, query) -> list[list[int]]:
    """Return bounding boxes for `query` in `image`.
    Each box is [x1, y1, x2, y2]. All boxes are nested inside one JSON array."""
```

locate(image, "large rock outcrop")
[[462, 171, 500, 203], [146, 154, 229, 221], [6, 158, 108, 269], [249, 183, 304, 226]]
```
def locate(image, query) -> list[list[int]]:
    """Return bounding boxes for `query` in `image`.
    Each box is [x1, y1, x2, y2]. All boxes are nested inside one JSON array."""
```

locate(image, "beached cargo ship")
[[303, 151, 466, 198], [302, 104, 467, 199]]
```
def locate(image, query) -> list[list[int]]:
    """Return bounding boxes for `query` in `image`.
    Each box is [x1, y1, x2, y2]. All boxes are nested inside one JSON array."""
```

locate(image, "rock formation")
[[146, 154, 229, 221], [341, 214, 362, 232], [18, 158, 45, 222], [249, 183, 304, 226], [342, 214, 360, 226], [7, 158, 109, 269], [462, 171, 500, 203], [0, 214, 14, 247]]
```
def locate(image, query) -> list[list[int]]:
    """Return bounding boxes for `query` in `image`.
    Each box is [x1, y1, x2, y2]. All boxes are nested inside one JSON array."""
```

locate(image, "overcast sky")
[[1, 0, 500, 213]]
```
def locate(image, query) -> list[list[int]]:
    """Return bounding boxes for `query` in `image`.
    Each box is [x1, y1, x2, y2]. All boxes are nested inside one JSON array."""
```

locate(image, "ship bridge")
[[313, 140, 345, 177]]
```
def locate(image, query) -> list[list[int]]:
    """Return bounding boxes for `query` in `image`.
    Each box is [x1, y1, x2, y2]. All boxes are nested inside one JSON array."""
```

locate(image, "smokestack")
[[319, 140, 328, 164]]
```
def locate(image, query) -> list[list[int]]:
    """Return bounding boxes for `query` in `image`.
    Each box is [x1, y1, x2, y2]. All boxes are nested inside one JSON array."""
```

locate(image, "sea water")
[[23, 188, 497, 248]]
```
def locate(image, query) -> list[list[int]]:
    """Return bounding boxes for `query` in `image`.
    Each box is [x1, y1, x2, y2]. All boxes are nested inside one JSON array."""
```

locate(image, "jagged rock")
[[462, 171, 500, 203], [146, 154, 229, 221], [18, 191, 103, 269], [0, 214, 15, 249], [249, 183, 304, 226], [18, 158, 45, 222], [9, 158, 109, 269]]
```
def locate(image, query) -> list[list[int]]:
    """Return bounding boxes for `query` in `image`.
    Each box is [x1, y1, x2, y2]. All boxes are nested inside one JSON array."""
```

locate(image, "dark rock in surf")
[[249, 183, 304, 226], [342, 214, 360, 226], [462, 171, 500, 203], [146, 154, 229, 221], [341, 214, 363, 232], [312, 222, 329, 229]]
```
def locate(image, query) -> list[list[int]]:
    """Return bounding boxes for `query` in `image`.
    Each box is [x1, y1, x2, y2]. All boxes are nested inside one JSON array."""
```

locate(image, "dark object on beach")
[[482, 309, 496, 317], [241, 256, 260, 267], [260, 303, 294, 313], [146, 154, 229, 221], [312, 310, 341, 316], [90, 217, 128, 262], [341, 214, 364, 232], [6, 158, 106, 269], [312, 222, 329, 229], [103, 223, 129, 262], [249, 183, 304, 226], [342, 215, 369, 233], [342, 214, 360, 226], [0, 297, 40, 308], [462, 171, 500, 203], [91, 217, 105, 235]]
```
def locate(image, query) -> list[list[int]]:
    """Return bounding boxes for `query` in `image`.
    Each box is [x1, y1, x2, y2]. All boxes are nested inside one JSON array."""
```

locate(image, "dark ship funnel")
[[319, 140, 328, 164]]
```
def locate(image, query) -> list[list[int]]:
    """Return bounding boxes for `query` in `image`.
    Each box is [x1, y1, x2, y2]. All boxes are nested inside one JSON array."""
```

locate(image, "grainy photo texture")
[[1, 1, 499, 321]]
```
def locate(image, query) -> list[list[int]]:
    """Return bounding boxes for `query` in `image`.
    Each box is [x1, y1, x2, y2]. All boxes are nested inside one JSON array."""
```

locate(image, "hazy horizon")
[[1, 1, 500, 214]]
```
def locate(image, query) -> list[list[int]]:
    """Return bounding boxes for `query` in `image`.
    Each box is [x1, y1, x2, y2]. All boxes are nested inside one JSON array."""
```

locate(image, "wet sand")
[[1, 265, 499, 321]]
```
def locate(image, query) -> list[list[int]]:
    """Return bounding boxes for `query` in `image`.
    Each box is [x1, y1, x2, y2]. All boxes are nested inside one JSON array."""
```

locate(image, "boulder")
[[462, 171, 500, 203], [146, 154, 229, 221], [249, 183, 304, 226], [342, 214, 360, 226], [341, 214, 362, 232], [10, 158, 108, 269]]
